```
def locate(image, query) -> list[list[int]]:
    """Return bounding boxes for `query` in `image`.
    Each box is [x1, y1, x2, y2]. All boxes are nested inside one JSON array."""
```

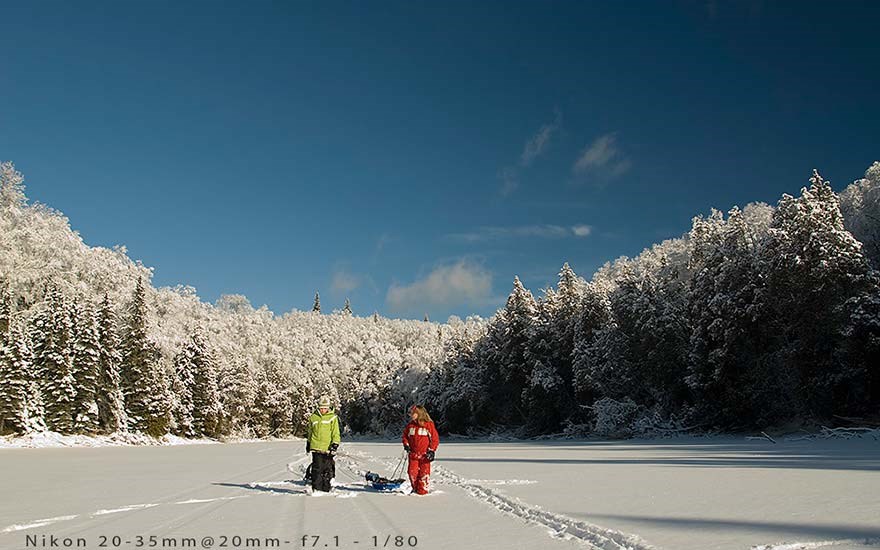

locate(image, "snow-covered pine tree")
[[188, 328, 222, 437], [761, 170, 872, 419], [96, 293, 127, 432], [571, 280, 612, 407], [576, 247, 691, 415], [0, 283, 11, 341], [171, 338, 196, 437], [121, 277, 172, 436], [0, 323, 33, 434], [70, 297, 101, 434], [144, 362, 174, 437], [216, 359, 257, 436], [251, 364, 294, 437], [483, 277, 537, 426], [628, 254, 691, 411], [522, 263, 587, 431], [522, 317, 564, 432], [2, 323, 46, 434], [840, 161, 880, 270], [31, 283, 77, 433], [687, 205, 775, 426], [839, 281, 880, 413], [312, 292, 321, 313], [577, 267, 641, 404], [422, 321, 488, 433], [551, 263, 587, 387]]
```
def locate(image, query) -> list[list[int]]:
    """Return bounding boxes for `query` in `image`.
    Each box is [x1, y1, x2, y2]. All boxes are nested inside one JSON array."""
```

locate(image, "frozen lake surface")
[[1, 436, 878, 550]]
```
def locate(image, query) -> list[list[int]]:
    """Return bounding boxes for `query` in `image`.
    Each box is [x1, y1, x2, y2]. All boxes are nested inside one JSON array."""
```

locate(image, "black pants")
[[311, 452, 335, 492]]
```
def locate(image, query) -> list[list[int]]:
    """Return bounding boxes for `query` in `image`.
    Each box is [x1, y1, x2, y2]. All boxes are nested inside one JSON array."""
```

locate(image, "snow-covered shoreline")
[[0, 430, 305, 449], [4, 425, 877, 450]]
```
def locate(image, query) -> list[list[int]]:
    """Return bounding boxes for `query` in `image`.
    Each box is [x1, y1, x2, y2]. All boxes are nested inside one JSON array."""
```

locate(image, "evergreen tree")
[[190, 329, 222, 437], [70, 297, 101, 434], [577, 270, 642, 405], [96, 294, 127, 432], [522, 263, 586, 431], [0, 283, 11, 341], [521, 311, 564, 432], [217, 359, 257, 436], [578, 259, 690, 414], [430, 328, 488, 433], [31, 284, 77, 433], [571, 281, 612, 406], [840, 161, 880, 270], [482, 277, 537, 426], [144, 363, 173, 437], [172, 328, 222, 437], [687, 206, 775, 426], [761, 170, 872, 420], [0, 323, 35, 434], [839, 283, 880, 413], [312, 292, 321, 313], [251, 364, 294, 437], [121, 278, 171, 436], [171, 340, 196, 437]]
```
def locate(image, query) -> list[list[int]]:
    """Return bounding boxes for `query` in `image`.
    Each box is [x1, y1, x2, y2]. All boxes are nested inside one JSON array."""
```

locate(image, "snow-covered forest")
[[1, 160, 879, 440]]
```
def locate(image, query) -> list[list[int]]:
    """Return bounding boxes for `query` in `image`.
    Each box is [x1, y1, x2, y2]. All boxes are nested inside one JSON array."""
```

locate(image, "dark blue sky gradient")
[[2, 1, 878, 319]]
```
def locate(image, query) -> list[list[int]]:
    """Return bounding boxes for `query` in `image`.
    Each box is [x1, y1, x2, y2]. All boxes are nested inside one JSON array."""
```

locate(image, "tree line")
[[418, 166, 880, 435], [2, 161, 879, 439]]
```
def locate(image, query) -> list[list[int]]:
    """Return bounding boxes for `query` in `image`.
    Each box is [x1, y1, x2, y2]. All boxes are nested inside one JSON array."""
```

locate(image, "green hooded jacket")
[[307, 409, 341, 452]]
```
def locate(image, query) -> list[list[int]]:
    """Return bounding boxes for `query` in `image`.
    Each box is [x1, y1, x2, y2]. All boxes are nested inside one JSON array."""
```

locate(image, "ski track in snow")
[[92, 503, 161, 515], [1, 496, 252, 533], [2, 515, 80, 533], [355, 450, 655, 550], [464, 478, 538, 485], [170, 496, 250, 505], [753, 538, 880, 550]]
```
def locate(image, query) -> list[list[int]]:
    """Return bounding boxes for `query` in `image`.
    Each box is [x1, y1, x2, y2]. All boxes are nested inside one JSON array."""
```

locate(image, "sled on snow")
[[363, 450, 409, 492], [364, 471, 406, 492]]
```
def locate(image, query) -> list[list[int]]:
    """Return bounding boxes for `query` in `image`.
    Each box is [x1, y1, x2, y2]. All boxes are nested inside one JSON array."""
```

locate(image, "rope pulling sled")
[[363, 450, 407, 492]]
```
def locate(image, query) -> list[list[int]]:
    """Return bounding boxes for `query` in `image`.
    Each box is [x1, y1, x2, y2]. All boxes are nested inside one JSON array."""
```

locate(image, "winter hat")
[[318, 395, 332, 408]]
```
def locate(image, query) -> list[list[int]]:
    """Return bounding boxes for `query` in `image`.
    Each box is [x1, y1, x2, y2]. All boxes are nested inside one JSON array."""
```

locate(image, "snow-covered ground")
[[1, 437, 877, 550], [0, 431, 220, 449]]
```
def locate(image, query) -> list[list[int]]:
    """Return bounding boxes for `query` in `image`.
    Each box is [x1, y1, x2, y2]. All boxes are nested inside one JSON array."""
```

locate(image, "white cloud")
[[446, 224, 592, 242], [571, 224, 592, 237], [573, 133, 631, 176], [386, 260, 493, 314], [500, 110, 563, 196], [330, 269, 360, 295], [520, 110, 562, 167]]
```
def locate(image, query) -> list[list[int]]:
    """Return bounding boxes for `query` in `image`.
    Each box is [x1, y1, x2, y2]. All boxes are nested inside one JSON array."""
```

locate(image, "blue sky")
[[2, 1, 878, 320]]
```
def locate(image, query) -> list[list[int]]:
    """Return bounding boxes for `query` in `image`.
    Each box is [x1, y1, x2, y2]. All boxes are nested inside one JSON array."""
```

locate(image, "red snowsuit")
[[402, 420, 439, 495]]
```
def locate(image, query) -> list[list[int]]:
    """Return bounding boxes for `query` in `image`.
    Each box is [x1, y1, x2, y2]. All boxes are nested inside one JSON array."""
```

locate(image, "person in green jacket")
[[306, 394, 341, 492]]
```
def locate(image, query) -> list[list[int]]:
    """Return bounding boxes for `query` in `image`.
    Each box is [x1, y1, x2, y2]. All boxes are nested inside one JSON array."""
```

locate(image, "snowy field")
[[1, 437, 878, 550]]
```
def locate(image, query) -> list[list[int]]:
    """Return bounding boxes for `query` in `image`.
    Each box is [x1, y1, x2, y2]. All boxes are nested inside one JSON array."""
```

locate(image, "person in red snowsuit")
[[401, 405, 439, 495]]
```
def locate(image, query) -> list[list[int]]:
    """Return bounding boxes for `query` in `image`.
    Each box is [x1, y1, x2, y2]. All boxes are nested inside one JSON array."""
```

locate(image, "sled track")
[[358, 451, 654, 550]]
